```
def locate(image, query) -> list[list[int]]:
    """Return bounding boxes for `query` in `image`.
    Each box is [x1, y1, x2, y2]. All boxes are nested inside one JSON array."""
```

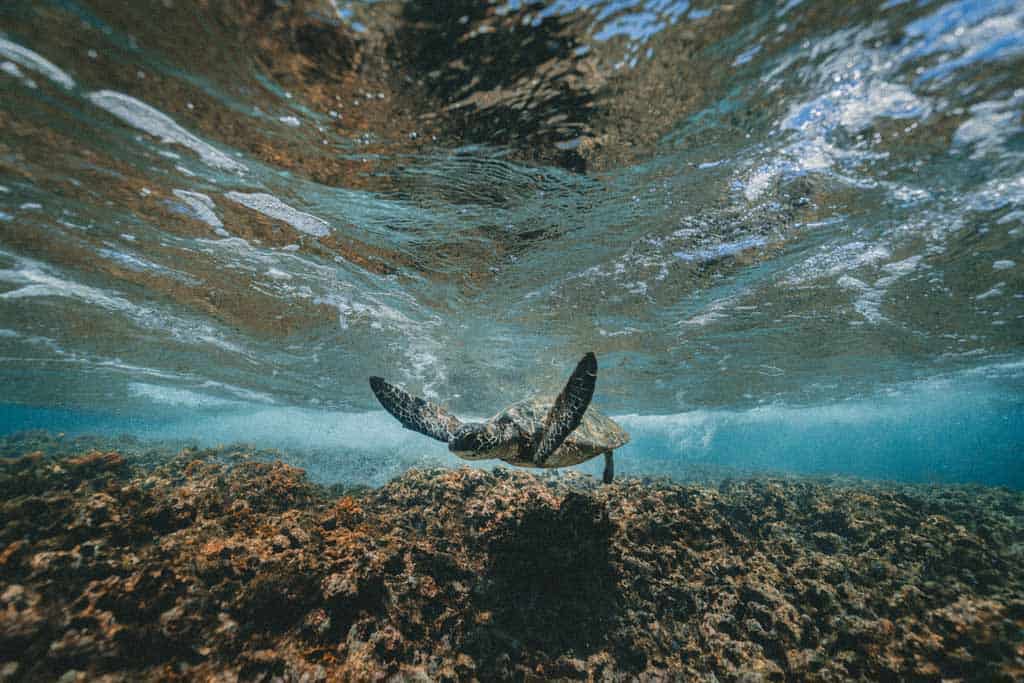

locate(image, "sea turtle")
[[369, 352, 629, 483]]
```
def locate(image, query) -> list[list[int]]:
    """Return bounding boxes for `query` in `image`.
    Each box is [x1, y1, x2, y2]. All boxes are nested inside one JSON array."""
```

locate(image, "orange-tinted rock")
[[0, 438, 1022, 680], [65, 450, 124, 469]]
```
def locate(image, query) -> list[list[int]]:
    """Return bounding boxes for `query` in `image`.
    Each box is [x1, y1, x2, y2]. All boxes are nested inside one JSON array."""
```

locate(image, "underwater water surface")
[[0, 0, 1022, 487]]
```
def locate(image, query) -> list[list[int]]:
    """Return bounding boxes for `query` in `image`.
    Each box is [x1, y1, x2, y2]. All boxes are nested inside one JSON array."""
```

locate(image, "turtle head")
[[448, 423, 495, 458]]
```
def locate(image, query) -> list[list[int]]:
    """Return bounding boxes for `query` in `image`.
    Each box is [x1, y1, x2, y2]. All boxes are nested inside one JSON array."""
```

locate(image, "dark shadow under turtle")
[[467, 491, 624, 672], [369, 352, 629, 483]]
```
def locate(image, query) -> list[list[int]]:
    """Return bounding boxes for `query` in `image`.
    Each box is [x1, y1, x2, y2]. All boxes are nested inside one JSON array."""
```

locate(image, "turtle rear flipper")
[[532, 352, 597, 465], [369, 377, 463, 443]]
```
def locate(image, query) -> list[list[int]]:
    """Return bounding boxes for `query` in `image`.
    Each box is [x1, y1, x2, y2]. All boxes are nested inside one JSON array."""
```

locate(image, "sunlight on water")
[[0, 0, 1021, 487]]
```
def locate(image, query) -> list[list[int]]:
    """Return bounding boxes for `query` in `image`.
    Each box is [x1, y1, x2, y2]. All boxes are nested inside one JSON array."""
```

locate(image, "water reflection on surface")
[[0, 0, 1020, 421]]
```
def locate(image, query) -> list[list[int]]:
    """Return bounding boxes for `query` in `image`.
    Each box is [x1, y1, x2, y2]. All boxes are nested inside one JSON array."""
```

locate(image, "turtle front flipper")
[[532, 352, 597, 465], [369, 377, 463, 443]]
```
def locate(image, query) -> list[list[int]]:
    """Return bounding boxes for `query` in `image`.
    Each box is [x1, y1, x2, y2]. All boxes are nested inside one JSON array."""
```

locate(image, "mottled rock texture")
[[1, 439, 1022, 681]]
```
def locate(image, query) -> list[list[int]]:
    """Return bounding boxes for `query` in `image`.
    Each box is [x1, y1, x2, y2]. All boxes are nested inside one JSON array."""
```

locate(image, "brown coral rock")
[[0, 444, 1022, 682]]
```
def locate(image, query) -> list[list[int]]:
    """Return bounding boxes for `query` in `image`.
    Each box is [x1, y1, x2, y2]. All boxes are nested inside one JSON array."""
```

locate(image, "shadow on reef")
[[1, 432, 1023, 681], [471, 492, 620, 659]]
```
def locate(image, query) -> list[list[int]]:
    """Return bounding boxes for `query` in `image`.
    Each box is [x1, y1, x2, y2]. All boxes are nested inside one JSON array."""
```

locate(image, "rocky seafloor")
[[1, 433, 1022, 682]]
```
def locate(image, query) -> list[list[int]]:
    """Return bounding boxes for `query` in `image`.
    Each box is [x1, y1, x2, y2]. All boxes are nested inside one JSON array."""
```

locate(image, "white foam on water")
[[732, 44, 761, 67], [745, 25, 933, 202], [0, 259, 141, 312], [673, 236, 767, 263], [94, 359, 190, 382], [129, 382, 238, 408], [405, 344, 448, 401], [318, 292, 423, 331], [781, 81, 930, 135], [620, 391, 935, 436], [87, 90, 247, 173], [881, 255, 922, 277], [967, 174, 1024, 212], [198, 381, 276, 405], [0, 250, 245, 355], [906, 2, 1024, 82], [605, 369, 1020, 484], [976, 283, 1005, 300], [742, 137, 873, 202], [82, 361, 1022, 487], [953, 90, 1024, 159], [677, 290, 748, 327], [171, 189, 227, 234], [279, 115, 301, 127], [784, 241, 892, 285], [192, 236, 326, 277], [0, 38, 75, 89], [265, 268, 292, 280], [0, 60, 35, 89], [833, 254, 923, 325], [186, 235, 442, 395], [191, 239, 441, 397], [224, 191, 331, 237], [998, 210, 1024, 226], [136, 406, 449, 458], [97, 246, 202, 285], [837, 275, 884, 324], [902, 0, 1018, 47], [313, 287, 448, 398]]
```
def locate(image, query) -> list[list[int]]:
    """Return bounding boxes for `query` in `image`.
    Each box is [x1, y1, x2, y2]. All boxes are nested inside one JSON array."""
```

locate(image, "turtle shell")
[[493, 399, 629, 468]]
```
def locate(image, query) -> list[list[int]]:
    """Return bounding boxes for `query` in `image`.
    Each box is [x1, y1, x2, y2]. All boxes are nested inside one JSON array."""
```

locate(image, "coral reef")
[[1, 437, 1022, 681]]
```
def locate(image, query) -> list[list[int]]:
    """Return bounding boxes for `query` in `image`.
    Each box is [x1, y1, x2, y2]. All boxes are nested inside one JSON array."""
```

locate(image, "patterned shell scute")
[[497, 399, 629, 468]]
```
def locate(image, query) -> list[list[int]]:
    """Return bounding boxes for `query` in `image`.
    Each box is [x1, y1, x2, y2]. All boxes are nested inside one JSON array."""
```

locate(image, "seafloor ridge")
[[0, 433, 1022, 682]]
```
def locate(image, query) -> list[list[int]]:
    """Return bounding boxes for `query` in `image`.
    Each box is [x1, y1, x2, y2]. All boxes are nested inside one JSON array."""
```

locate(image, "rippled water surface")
[[1, 0, 1021, 485]]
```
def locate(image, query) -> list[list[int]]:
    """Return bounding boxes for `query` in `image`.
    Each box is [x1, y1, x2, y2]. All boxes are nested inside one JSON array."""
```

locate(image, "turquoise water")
[[0, 0, 1022, 486]]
